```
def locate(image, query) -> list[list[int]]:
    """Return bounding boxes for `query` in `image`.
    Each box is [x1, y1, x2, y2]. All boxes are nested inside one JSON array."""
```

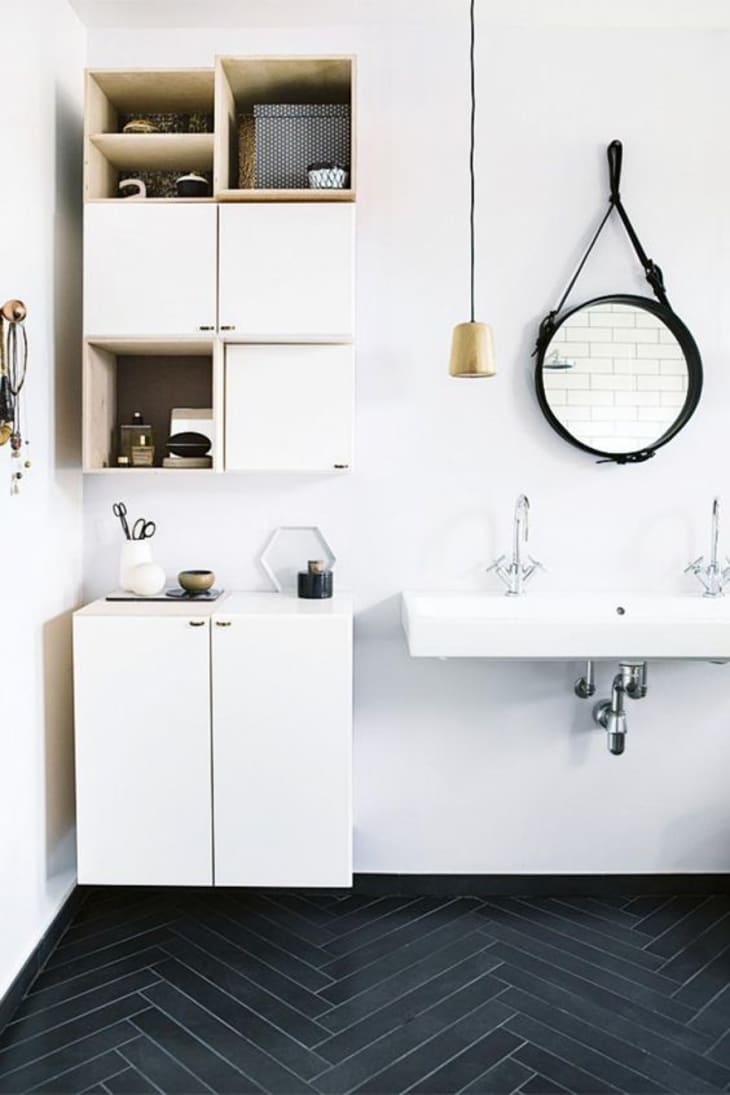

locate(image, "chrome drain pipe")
[[592, 662, 648, 755]]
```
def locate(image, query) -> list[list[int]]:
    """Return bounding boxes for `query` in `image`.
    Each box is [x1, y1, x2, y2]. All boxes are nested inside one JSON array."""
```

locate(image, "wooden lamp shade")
[[449, 321, 496, 378]]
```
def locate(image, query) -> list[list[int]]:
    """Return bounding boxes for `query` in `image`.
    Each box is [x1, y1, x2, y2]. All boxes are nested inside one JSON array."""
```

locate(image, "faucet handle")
[[521, 556, 544, 587], [527, 555, 545, 573], [684, 555, 704, 575], [486, 554, 507, 574]]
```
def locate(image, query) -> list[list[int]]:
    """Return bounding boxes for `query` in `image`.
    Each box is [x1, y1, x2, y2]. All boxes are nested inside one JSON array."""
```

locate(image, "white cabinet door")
[[212, 612, 353, 886], [225, 343, 354, 470], [84, 204, 218, 336], [219, 204, 354, 338], [73, 615, 213, 885]]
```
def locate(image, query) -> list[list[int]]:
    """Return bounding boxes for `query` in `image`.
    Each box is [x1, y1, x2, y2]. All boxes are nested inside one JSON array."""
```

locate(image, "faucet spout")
[[487, 493, 544, 596], [685, 496, 730, 597]]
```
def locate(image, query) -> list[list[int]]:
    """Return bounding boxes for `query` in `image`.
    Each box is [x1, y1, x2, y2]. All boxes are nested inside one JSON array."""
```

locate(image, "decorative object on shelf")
[[298, 559, 334, 599], [178, 569, 215, 594], [122, 118, 160, 134], [307, 162, 348, 189], [118, 178, 147, 200], [166, 431, 211, 458], [0, 298, 31, 494], [237, 114, 255, 188], [259, 526, 336, 594], [449, 0, 497, 379], [127, 561, 166, 597], [113, 501, 159, 589], [119, 410, 155, 467], [534, 140, 702, 465], [120, 112, 212, 135], [162, 409, 213, 468], [165, 586, 222, 601], [251, 103, 350, 190], [175, 173, 210, 198], [117, 170, 212, 200]]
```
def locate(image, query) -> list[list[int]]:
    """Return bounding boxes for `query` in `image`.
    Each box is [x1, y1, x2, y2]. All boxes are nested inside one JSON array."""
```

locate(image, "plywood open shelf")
[[214, 56, 356, 201], [85, 68, 215, 200], [83, 338, 220, 472], [89, 133, 214, 172]]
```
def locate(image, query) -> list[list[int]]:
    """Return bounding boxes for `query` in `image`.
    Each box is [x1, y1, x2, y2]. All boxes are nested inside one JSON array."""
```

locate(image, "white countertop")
[[75, 591, 353, 618]]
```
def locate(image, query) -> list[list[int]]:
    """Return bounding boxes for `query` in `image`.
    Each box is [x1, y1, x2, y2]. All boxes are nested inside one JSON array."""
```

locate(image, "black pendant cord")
[[469, 0, 476, 323], [535, 140, 670, 355]]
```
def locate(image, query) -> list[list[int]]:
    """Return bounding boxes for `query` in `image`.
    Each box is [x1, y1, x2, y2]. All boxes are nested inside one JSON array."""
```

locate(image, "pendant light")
[[449, 0, 497, 378]]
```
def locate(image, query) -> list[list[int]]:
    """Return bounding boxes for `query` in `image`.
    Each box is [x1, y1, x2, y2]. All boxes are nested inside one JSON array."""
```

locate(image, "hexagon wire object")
[[259, 526, 336, 594]]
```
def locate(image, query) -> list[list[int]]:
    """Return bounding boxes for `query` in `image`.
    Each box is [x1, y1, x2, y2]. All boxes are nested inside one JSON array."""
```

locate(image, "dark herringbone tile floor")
[[2, 890, 730, 1094]]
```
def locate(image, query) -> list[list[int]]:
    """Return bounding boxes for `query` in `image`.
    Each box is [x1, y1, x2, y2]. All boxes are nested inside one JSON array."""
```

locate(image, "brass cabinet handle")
[[189, 620, 206, 627], [215, 620, 232, 628], [220, 325, 236, 331], [198, 324, 215, 331]]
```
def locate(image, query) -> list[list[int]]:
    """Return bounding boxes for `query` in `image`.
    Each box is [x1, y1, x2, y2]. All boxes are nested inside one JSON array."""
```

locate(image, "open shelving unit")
[[214, 56, 356, 202], [83, 338, 222, 473], [84, 69, 216, 201]]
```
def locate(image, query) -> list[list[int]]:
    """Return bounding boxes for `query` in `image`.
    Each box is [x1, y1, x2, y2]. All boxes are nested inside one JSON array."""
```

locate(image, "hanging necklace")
[[0, 299, 31, 494]]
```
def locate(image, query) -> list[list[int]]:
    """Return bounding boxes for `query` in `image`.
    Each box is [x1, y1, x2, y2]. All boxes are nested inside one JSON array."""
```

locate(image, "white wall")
[[84, 3, 730, 874], [0, 1, 85, 998]]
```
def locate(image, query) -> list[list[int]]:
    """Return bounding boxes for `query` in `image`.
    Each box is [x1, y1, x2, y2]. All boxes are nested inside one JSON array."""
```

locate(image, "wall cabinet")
[[225, 343, 354, 471], [84, 204, 354, 341], [73, 612, 213, 885], [73, 595, 353, 887], [218, 204, 354, 338], [84, 204, 218, 337]]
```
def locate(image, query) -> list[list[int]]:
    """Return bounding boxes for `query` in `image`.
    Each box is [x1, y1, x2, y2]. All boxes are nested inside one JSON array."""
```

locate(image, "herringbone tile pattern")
[[2, 890, 730, 1093]]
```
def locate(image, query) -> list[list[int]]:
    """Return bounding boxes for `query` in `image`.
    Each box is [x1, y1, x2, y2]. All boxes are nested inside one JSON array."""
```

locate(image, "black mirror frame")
[[535, 294, 703, 464]]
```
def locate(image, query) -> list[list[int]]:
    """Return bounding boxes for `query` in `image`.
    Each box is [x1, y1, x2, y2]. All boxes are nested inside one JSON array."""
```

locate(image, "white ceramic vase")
[[119, 541, 152, 591]]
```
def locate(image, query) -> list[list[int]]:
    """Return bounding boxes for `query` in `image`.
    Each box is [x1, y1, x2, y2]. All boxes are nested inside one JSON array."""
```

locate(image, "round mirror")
[[535, 295, 702, 462]]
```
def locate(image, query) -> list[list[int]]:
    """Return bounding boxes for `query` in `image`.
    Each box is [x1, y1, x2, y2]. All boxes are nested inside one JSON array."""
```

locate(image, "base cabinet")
[[73, 615, 213, 885], [212, 609, 353, 886], [73, 596, 353, 886]]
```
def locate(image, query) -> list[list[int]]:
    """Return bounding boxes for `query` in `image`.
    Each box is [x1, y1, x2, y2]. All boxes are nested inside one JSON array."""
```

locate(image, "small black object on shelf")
[[298, 559, 333, 599], [166, 431, 211, 458]]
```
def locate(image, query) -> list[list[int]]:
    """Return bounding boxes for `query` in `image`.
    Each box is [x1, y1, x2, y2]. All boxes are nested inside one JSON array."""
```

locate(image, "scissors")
[[132, 518, 156, 541], [112, 501, 131, 540]]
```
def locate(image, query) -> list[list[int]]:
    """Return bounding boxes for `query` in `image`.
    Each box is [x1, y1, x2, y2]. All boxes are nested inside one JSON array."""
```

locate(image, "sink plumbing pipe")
[[591, 662, 648, 755], [574, 661, 596, 699]]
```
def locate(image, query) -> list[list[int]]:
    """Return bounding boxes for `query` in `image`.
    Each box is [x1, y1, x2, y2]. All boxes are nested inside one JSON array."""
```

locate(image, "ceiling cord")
[[469, 0, 476, 323]]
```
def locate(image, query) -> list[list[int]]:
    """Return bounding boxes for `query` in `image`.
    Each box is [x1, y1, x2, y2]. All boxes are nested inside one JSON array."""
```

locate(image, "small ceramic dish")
[[178, 569, 215, 593]]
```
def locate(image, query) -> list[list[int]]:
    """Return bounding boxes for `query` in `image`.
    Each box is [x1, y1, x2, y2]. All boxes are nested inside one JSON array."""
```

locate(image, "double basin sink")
[[401, 592, 730, 661]]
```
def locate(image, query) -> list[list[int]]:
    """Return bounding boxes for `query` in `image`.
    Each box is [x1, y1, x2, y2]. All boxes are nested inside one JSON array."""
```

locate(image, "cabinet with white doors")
[[84, 203, 354, 340], [84, 203, 218, 338], [73, 594, 353, 887], [225, 343, 354, 471], [218, 204, 355, 338]]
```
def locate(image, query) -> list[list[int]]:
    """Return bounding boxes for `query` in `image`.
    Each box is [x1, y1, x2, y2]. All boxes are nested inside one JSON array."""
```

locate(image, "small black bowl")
[[176, 174, 210, 198], [166, 431, 211, 458]]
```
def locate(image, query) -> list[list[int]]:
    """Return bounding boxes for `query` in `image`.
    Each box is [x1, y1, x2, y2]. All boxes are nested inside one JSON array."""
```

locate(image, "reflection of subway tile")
[[638, 342, 683, 359], [562, 410, 593, 423], [592, 405, 638, 421], [568, 359, 617, 374], [559, 342, 589, 357], [543, 373, 589, 389], [565, 326, 612, 341], [613, 358, 659, 374], [590, 341, 637, 357], [591, 373, 636, 390], [624, 327, 660, 343], [615, 419, 664, 436], [634, 312, 664, 328], [638, 406, 674, 421], [545, 389, 567, 404], [660, 390, 685, 407], [615, 390, 665, 406], [659, 327, 681, 343], [659, 360, 687, 375], [637, 374, 683, 391], [567, 388, 614, 405], [589, 310, 636, 327]]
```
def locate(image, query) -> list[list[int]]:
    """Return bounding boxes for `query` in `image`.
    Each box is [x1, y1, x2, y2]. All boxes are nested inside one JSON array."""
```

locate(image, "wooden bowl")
[[178, 569, 215, 593]]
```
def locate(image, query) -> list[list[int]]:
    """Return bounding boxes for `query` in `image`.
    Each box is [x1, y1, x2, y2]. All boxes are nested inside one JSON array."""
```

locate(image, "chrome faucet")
[[488, 494, 544, 595], [685, 496, 730, 597]]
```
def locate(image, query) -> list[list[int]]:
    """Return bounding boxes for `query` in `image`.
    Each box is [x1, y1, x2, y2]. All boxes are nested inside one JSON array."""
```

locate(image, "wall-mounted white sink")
[[401, 591, 730, 660]]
